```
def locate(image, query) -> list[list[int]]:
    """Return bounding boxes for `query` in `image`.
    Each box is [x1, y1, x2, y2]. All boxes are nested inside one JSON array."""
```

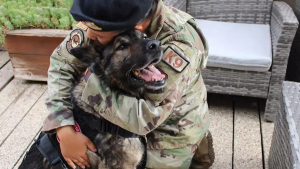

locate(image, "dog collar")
[[36, 134, 70, 169]]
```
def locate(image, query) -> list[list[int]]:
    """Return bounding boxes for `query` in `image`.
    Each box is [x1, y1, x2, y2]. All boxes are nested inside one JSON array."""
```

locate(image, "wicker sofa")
[[286, 0, 300, 82], [164, 0, 299, 121], [269, 81, 300, 168]]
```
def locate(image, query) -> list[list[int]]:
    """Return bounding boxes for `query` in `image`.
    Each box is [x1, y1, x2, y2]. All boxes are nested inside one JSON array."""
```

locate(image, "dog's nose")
[[147, 40, 161, 50]]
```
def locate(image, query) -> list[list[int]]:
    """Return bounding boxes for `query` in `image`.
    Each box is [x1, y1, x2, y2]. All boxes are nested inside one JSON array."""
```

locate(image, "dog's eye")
[[116, 44, 127, 51], [142, 36, 147, 40]]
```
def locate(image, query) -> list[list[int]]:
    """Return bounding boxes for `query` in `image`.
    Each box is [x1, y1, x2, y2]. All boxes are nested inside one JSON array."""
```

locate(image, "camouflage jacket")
[[43, 0, 210, 150]]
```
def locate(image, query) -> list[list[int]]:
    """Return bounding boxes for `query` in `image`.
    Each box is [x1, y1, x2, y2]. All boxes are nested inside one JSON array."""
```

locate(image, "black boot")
[[190, 131, 215, 169]]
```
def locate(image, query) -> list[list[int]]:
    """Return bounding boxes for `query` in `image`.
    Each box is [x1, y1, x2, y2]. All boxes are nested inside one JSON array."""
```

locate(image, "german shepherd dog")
[[18, 30, 167, 169]]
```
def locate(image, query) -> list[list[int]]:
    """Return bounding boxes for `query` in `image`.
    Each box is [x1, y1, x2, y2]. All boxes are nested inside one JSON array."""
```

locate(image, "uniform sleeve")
[[42, 29, 89, 133], [82, 41, 204, 135]]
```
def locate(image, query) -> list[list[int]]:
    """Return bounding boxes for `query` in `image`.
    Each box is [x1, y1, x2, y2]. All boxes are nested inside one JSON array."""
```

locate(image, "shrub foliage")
[[0, 0, 76, 43]]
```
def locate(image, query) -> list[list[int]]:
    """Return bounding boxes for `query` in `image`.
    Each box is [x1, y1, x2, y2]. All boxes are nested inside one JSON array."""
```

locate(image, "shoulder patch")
[[76, 22, 88, 31], [162, 46, 190, 73], [66, 29, 84, 54]]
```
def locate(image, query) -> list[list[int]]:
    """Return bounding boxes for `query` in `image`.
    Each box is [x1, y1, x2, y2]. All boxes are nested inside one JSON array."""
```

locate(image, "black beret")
[[70, 0, 154, 31]]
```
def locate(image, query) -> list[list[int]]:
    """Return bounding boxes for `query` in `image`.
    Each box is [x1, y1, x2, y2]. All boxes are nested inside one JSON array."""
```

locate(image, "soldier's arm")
[[84, 39, 207, 135], [43, 28, 89, 133]]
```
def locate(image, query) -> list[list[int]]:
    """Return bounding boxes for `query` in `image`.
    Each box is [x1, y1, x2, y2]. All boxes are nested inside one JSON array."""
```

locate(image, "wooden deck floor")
[[0, 51, 274, 169]]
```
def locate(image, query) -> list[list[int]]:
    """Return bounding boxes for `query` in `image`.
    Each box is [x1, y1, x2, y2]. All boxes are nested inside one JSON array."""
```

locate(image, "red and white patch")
[[57, 121, 82, 143], [66, 29, 84, 54], [162, 47, 190, 73]]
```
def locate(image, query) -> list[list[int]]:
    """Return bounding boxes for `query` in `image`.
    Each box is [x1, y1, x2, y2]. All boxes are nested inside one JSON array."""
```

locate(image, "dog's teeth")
[[134, 71, 139, 76], [150, 64, 154, 67]]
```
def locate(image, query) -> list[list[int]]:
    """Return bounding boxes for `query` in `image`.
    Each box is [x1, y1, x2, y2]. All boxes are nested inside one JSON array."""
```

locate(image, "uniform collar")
[[147, 0, 166, 40]]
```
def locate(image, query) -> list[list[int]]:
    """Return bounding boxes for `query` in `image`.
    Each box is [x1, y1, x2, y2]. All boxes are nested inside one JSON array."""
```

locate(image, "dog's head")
[[70, 30, 167, 98]]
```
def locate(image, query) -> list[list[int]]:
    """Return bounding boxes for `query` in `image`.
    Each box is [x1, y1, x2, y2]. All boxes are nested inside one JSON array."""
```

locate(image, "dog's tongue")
[[139, 65, 165, 82]]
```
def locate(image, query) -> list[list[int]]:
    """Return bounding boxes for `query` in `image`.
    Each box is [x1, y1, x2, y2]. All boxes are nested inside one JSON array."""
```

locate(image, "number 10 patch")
[[162, 46, 190, 73]]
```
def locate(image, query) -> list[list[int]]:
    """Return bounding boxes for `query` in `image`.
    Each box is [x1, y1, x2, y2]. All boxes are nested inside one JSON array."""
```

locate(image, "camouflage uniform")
[[43, 0, 213, 168]]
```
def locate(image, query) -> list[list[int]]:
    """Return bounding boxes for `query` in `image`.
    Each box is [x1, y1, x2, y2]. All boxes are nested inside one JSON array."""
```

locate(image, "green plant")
[[0, 0, 77, 43]]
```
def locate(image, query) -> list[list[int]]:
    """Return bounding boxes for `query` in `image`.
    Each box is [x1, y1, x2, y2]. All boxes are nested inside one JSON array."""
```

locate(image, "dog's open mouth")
[[130, 63, 167, 93]]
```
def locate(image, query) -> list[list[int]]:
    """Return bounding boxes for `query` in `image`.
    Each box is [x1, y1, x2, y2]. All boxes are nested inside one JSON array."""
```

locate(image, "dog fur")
[[18, 30, 164, 169]]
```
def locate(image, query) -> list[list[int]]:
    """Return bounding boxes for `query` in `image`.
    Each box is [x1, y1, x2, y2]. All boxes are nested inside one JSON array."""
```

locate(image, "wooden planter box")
[[5, 29, 70, 81]]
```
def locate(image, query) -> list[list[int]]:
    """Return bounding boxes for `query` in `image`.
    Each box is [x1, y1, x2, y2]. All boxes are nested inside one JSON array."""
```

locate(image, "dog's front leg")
[[86, 149, 108, 169]]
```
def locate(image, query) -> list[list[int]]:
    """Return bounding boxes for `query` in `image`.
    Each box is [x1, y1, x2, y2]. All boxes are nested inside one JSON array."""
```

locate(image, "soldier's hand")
[[57, 126, 97, 169]]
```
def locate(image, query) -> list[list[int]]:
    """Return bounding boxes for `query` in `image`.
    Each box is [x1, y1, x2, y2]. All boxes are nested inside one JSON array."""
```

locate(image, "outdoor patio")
[[0, 51, 275, 169]]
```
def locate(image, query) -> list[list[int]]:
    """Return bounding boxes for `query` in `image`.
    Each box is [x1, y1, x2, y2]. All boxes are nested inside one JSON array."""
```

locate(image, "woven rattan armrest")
[[162, 0, 187, 12], [264, 1, 299, 121]]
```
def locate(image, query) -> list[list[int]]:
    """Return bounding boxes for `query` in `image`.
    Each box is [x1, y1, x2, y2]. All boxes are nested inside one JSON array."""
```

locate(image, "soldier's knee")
[[146, 147, 195, 169]]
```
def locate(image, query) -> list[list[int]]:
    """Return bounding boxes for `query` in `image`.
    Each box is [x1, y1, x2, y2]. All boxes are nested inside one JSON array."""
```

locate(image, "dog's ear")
[[70, 46, 101, 65]]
